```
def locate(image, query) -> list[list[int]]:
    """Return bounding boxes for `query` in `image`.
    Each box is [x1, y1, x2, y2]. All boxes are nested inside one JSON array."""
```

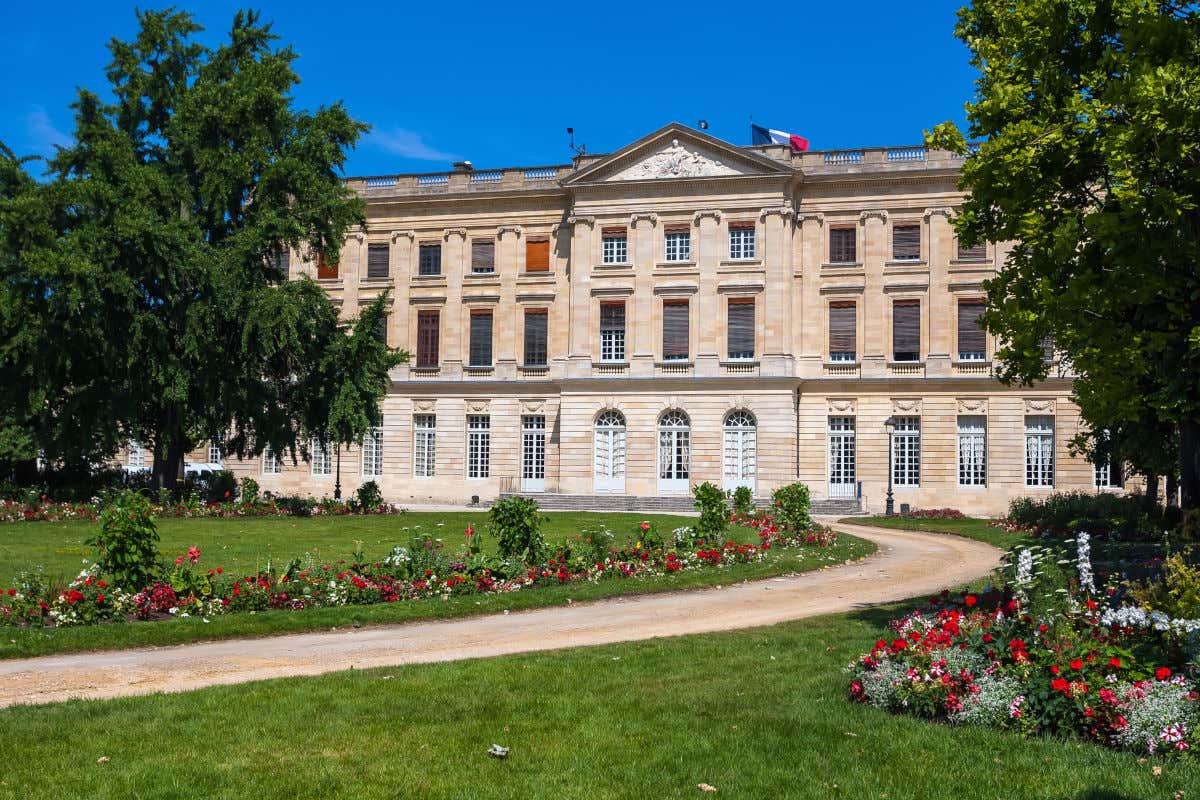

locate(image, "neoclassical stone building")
[[156, 123, 1124, 515]]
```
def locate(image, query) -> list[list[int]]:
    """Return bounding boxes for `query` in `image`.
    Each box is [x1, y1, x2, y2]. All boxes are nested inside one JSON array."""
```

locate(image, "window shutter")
[[727, 300, 755, 359], [957, 300, 986, 357], [469, 311, 493, 366], [663, 223, 691, 234], [417, 311, 439, 367], [601, 302, 625, 332], [419, 243, 441, 275], [829, 228, 856, 263], [601, 226, 626, 236], [525, 239, 550, 272], [317, 250, 338, 279], [892, 300, 921, 360], [829, 302, 857, 355], [728, 220, 755, 230], [524, 309, 548, 365], [957, 240, 987, 260], [893, 225, 921, 260], [662, 301, 690, 360], [367, 244, 390, 278], [471, 240, 495, 273]]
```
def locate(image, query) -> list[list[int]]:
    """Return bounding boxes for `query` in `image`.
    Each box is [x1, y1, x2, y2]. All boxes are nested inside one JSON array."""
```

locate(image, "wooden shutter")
[[957, 300, 986, 357], [893, 225, 921, 260], [728, 220, 756, 230], [662, 300, 690, 360], [892, 300, 921, 360], [524, 309, 548, 365], [525, 239, 550, 272], [417, 311, 439, 367], [829, 228, 856, 263], [367, 244, 390, 278], [469, 311, 493, 366], [727, 299, 755, 358], [317, 249, 338, 280], [471, 240, 495, 273], [601, 226, 626, 236], [829, 302, 857, 355], [957, 240, 987, 260], [600, 302, 625, 331], [663, 223, 691, 234], [419, 244, 441, 275]]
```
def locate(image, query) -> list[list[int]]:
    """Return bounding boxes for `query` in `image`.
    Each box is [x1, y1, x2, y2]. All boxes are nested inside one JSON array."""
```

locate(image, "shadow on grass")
[[1077, 791, 1143, 800]]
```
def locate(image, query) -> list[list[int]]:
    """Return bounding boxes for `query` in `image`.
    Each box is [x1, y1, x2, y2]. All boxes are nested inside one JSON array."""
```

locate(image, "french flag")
[[751, 123, 809, 152]]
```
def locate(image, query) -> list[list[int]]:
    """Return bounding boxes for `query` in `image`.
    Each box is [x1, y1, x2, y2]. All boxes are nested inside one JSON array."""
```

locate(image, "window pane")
[[524, 310, 548, 366], [662, 301, 689, 360], [418, 244, 441, 275], [893, 224, 920, 260], [367, 243, 390, 278], [829, 228, 856, 263], [829, 302, 856, 361], [469, 312, 493, 366], [417, 311, 440, 367], [471, 240, 495, 273], [727, 300, 755, 359], [957, 300, 986, 360], [892, 300, 921, 361]]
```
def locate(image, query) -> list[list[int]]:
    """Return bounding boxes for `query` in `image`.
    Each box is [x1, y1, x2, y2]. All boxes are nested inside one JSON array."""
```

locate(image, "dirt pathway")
[[0, 520, 1001, 708]]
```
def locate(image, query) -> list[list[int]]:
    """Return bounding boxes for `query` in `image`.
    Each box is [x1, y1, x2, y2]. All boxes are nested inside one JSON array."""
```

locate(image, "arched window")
[[722, 410, 757, 492], [657, 410, 691, 493], [593, 410, 626, 494]]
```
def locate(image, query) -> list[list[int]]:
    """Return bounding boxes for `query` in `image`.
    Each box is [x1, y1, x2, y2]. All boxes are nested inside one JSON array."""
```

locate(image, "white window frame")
[[361, 426, 383, 479], [127, 440, 145, 469], [729, 227, 756, 260], [467, 415, 490, 479], [414, 415, 436, 478], [890, 417, 921, 487], [207, 439, 223, 466], [600, 329, 625, 362], [722, 410, 757, 493], [828, 416, 856, 499], [262, 445, 280, 475], [657, 410, 691, 494], [593, 410, 626, 494], [1025, 415, 1055, 488], [957, 416, 987, 487], [521, 415, 546, 492], [311, 438, 332, 477], [664, 231, 691, 262], [601, 234, 627, 264]]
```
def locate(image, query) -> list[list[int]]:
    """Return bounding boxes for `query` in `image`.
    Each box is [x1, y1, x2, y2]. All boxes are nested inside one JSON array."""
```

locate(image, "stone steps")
[[497, 492, 865, 516]]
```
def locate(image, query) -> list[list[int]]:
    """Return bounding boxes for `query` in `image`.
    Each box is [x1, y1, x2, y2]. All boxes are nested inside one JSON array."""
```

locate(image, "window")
[[957, 416, 987, 486], [418, 243, 441, 276], [526, 239, 550, 272], [469, 310, 493, 367], [311, 438, 332, 477], [467, 415, 490, 479], [828, 416, 857, 498], [957, 300, 986, 361], [957, 239, 987, 260], [416, 310, 440, 367], [207, 439, 223, 465], [262, 445, 280, 475], [892, 300, 921, 362], [601, 228, 627, 264], [729, 223, 756, 260], [600, 302, 626, 362], [317, 249, 338, 280], [829, 302, 857, 362], [270, 248, 290, 277], [657, 410, 691, 488], [413, 415, 436, 477], [521, 415, 546, 489], [829, 227, 856, 264], [524, 309, 548, 366], [594, 410, 626, 490], [890, 417, 920, 487], [664, 227, 691, 262], [361, 426, 383, 478], [722, 410, 757, 490], [1093, 431, 1122, 489], [1041, 335, 1056, 362], [892, 224, 921, 261], [1025, 415, 1055, 487], [727, 299, 755, 360], [662, 300, 690, 361], [367, 243, 390, 279], [127, 441, 145, 469], [471, 239, 495, 274], [373, 313, 388, 345]]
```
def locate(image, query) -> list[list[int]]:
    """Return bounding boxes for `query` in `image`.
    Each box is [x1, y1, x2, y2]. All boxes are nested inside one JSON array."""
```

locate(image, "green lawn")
[[841, 515, 1021, 548], [0, 513, 875, 659], [0, 610, 1188, 800]]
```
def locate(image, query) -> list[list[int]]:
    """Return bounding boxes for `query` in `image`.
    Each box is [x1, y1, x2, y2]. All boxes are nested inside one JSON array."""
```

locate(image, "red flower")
[[1070, 658, 1084, 671], [5, 588, 14, 596], [1108, 657, 1121, 669], [1051, 665, 1061, 675], [639, 522, 650, 531], [1051, 677, 1069, 693], [982, 633, 993, 643], [964, 595, 977, 607], [1008, 638, 1026, 651], [97, 580, 107, 588], [97, 594, 105, 603], [1156, 667, 1172, 681]]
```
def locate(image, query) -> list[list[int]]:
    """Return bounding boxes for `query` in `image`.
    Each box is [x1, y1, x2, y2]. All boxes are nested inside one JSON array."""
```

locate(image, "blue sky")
[[1, 1, 979, 177]]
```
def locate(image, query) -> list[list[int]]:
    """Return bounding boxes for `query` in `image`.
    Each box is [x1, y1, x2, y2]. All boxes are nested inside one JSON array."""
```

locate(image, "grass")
[[0, 513, 875, 660], [0, 608, 1190, 800], [841, 515, 1020, 549]]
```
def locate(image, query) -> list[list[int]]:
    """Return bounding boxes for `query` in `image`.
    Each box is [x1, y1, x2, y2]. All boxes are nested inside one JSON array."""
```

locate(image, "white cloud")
[[25, 105, 71, 154], [367, 128, 458, 162]]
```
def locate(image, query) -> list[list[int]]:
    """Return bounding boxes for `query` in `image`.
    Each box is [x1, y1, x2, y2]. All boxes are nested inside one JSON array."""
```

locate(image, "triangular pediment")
[[562, 123, 792, 186]]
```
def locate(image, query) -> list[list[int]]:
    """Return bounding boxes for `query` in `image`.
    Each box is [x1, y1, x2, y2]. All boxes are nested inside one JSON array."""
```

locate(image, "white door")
[[722, 410, 756, 493], [521, 415, 546, 492], [657, 410, 691, 495], [593, 411, 626, 494], [828, 416, 857, 499]]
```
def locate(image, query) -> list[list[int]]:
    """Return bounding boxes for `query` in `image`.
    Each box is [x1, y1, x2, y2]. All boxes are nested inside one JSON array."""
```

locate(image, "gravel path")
[[0, 520, 1001, 708]]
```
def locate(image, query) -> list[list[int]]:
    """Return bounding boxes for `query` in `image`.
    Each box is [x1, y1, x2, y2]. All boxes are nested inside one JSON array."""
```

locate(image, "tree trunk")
[[1166, 473, 1179, 508], [1144, 473, 1160, 514], [150, 408, 190, 500], [1181, 418, 1200, 512]]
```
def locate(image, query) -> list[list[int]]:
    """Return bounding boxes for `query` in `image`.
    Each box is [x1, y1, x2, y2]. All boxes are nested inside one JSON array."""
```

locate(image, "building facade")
[[154, 123, 1125, 515]]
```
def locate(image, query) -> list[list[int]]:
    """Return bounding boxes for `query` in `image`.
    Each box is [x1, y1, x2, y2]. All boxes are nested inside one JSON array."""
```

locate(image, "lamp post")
[[334, 446, 342, 501], [883, 416, 896, 516]]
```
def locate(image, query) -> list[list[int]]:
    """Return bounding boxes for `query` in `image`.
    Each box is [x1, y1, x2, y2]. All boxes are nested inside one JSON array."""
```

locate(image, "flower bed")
[[0, 496, 397, 524]]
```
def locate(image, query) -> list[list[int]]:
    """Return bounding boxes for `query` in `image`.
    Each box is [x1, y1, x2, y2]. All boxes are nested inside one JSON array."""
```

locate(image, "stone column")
[[566, 215, 595, 378], [496, 225, 522, 379], [694, 209, 723, 376], [860, 210, 888, 379], [388, 230, 415, 382], [760, 205, 795, 376], [442, 228, 467, 380], [342, 230, 365, 322], [797, 213, 825, 378], [630, 212, 657, 377], [924, 207, 954, 378]]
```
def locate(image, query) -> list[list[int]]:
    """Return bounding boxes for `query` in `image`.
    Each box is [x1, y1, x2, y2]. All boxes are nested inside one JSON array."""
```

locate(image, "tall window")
[[317, 249, 338, 279], [829, 227, 856, 263], [361, 426, 383, 478], [892, 224, 921, 261], [828, 416, 856, 498], [471, 239, 495, 274], [1025, 415, 1055, 487], [262, 445, 280, 475], [127, 441, 145, 469], [957, 239, 987, 261], [657, 410, 691, 486], [1093, 431, 1121, 488], [1041, 336, 1056, 362], [727, 299, 755, 360], [664, 227, 691, 262], [413, 415, 436, 477], [600, 302, 626, 362], [311, 438, 332, 476], [890, 417, 920, 487], [469, 310, 493, 367], [373, 313, 388, 345], [829, 302, 857, 362], [593, 410, 626, 491], [662, 300, 690, 361], [521, 416, 546, 489], [525, 239, 550, 272], [367, 243, 390, 279], [207, 439, 223, 466], [418, 243, 441, 276], [957, 300, 987, 361], [271, 248, 290, 277], [416, 310, 440, 367], [467, 415, 490, 479], [524, 309, 548, 366], [722, 410, 757, 490], [892, 300, 921, 362], [728, 223, 756, 260], [957, 416, 987, 486], [601, 228, 628, 263]]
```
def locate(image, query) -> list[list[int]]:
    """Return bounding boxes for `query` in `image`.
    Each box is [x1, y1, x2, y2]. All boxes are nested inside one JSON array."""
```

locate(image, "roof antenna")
[[567, 127, 586, 157]]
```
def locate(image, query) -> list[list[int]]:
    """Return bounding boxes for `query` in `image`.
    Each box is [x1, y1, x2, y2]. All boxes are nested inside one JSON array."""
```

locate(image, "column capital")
[[797, 212, 825, 227], [693, 209, 723, 225], [859, 209, 888, 225], [629, 212, 658, 227], [565, 214, 596, 227], [923, 206, 956, 221], [390, 229, 416, 243], [497, 224, 523, 238], [759, 204, 795, 222], [443, 227, 468, 241], [348, 228, 366, 243]]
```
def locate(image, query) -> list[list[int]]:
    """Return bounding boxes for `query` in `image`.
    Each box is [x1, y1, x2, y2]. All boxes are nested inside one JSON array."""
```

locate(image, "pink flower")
[[187, 546, 201, 564]]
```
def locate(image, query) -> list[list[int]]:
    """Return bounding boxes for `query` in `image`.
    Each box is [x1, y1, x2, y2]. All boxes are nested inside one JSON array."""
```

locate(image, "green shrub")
[[355, 480, 383, 512], [1006, 491, 1170, 540], [692, 481, 729, 544], [489, 496, 547, 563], [239, 477, 260, 505], [275, 494, 315, 517], [94, 491, 160, 590], [730, 485, 754, 516], [204, 470, 239, 504], [576, 526, 616, 565], [771, 482, 812, 532]]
